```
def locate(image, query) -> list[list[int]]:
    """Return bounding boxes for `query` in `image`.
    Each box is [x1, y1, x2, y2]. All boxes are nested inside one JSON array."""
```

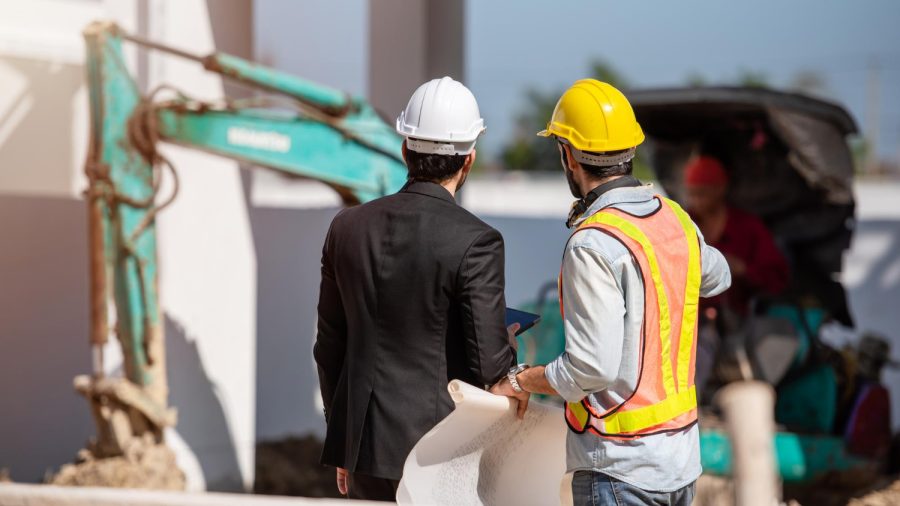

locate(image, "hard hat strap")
[[559, 138, 636, 166], [406, 137, 473, 156], [573, 148, 635, 167]]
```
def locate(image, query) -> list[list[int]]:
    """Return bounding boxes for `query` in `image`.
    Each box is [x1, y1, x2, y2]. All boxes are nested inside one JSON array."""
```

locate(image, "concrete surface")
[[0, 483, 380, 506]]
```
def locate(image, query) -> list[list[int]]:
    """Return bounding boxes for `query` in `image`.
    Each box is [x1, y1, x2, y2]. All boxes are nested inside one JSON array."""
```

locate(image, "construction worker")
[[493, 80, 732, 505], [683, 155, 789, 316], [314, 77, 524, 501]]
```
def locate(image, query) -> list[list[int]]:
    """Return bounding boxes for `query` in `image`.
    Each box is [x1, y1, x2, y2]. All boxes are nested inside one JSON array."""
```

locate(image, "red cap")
[[684, 156, 728, 187]]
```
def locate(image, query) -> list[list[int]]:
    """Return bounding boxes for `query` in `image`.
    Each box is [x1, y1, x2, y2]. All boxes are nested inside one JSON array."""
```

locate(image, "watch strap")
[[508, 364, 529, 393]]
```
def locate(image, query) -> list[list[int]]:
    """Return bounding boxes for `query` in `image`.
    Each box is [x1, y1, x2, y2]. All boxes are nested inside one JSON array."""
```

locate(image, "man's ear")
[[562, 144, 580, 172], [463, 149, 477, 174], [401, 139, 409, 165]]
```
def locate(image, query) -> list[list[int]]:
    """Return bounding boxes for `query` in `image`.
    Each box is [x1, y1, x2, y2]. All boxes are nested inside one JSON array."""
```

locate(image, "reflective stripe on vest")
[[560, 196, 702, 438]]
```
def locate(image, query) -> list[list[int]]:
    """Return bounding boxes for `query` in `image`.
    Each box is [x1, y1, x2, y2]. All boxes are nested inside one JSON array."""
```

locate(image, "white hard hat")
[[396, 76, 485, 155]]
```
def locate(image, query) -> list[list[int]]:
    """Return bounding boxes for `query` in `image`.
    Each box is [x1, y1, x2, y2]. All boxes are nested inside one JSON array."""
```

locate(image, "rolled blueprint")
[[397, 380, 569, 506]]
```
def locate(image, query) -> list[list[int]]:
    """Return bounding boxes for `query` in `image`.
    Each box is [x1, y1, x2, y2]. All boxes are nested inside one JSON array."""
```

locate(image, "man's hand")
[[490, 376, 530, 419], [336, 467, 348, 495], [507, 323, 521, 350]]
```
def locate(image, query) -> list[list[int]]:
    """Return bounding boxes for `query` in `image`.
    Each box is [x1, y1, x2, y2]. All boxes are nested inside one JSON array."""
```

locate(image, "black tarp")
[[628, 86, 858, 324]]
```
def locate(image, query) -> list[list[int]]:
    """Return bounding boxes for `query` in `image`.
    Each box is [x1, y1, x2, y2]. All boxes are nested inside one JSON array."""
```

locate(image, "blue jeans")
[[572, 471, 696, 506]]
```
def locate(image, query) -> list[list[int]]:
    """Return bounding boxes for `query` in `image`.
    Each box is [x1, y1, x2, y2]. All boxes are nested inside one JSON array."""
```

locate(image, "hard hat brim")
[[536, 129, 551, 137]]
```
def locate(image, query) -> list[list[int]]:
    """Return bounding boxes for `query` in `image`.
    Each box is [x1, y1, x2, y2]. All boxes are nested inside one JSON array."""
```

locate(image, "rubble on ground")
[[49, 434, 184, 490]]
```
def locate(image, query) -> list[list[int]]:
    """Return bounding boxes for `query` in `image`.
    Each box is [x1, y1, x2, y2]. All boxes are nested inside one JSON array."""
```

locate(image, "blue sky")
[[466, 0, 900, 162], [256, 0, 900, 164]]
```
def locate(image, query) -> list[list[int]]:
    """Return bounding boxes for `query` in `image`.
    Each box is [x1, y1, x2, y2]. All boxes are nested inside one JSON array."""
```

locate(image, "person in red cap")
[[684, 155, 789, 315]]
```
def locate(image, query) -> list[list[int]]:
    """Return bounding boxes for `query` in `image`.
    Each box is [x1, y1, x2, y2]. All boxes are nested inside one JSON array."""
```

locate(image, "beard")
[[565, 166, 583, 199]]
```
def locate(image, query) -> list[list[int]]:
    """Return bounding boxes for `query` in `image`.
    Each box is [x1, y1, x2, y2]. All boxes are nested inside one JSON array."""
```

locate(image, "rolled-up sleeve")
[[545, 246, 626, 403]]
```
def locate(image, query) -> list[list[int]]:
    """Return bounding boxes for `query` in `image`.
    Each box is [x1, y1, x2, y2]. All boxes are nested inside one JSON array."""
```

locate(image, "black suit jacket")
[[314, 180, 516, 480]]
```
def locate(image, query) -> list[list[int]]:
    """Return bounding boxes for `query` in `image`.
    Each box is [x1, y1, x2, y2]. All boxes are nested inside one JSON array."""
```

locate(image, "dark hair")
[[560, 141, 633, 179], [405, 147, 468, 183]]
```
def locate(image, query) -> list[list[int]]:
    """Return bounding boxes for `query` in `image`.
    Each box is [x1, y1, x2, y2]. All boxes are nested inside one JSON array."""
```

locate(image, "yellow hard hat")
[[537, 79, 645, 152]]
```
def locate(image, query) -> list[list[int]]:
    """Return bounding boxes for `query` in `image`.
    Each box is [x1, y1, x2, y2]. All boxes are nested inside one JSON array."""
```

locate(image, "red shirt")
[[699, 207, 790, 314]]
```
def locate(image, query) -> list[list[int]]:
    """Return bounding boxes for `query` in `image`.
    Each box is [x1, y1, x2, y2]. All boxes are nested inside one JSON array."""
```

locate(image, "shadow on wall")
[[249, 204, 339, 441], [165, 315, 243, 492], [0, 195, 93, 482], [0, 56, 82, 194]]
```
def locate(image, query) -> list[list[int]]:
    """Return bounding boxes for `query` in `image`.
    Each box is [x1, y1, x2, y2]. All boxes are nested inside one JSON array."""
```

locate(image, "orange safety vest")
[[560, 196, 702, 439]]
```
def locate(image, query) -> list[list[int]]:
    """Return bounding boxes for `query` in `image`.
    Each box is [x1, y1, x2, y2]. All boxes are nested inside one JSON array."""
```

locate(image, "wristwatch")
[[508, 364, 530, 393]]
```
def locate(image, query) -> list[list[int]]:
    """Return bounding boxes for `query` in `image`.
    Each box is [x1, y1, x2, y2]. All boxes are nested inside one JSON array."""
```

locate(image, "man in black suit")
[[314, 77, 527, 501]]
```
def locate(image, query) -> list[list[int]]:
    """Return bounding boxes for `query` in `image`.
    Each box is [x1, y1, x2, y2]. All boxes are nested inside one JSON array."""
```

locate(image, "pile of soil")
[[847, 478, 900, 506], [254, 435, 341, 498], [50, 435, 185, 490]]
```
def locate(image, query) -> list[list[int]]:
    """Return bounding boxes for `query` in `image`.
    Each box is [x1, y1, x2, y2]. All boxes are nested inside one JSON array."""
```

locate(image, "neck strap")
[[566, 175, 642, 229]]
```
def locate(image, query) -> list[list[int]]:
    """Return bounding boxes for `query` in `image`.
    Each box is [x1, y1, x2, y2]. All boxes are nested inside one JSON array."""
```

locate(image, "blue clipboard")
[[505, 307, 541, 336]]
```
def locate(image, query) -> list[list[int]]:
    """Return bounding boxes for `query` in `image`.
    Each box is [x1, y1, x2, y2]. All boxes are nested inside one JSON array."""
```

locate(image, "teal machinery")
[[79, 21, 407, 456]]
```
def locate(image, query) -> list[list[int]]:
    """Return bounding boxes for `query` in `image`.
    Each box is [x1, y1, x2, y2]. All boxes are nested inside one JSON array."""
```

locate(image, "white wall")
[[146, 0, 257, 492], [843, 181, 900, 430]]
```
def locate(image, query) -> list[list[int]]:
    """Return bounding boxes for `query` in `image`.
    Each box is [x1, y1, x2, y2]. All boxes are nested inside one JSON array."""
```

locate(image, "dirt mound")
[[254, 435, 340, 498], [50, 435, 184, 490], [847, 478, 900, 506]]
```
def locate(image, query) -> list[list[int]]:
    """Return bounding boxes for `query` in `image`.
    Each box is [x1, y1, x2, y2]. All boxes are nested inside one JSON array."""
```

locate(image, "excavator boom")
[[80, 20, 407, 457]]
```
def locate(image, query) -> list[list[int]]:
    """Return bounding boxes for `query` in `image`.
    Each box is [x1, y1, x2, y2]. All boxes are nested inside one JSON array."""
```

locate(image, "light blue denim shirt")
[[544, 184, 731, 492]]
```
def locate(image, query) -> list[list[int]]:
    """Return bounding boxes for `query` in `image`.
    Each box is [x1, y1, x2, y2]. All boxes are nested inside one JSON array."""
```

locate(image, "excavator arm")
[[79, 21, 407, 456]]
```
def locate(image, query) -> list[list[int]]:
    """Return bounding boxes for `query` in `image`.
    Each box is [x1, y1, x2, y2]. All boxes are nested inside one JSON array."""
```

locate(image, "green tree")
[[501, 60, 653, 179], [685, 71, 708, 87], [789, 69, 828, 97], [500, 88, 560, 172], [736, 68, 769, 88]]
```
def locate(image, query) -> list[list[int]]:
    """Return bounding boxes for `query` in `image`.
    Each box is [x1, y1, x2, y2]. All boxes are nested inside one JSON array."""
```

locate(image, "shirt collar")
[[567, 175, 641, 228], [572, 183, 658, 227], [400, 180, 456, 203]]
